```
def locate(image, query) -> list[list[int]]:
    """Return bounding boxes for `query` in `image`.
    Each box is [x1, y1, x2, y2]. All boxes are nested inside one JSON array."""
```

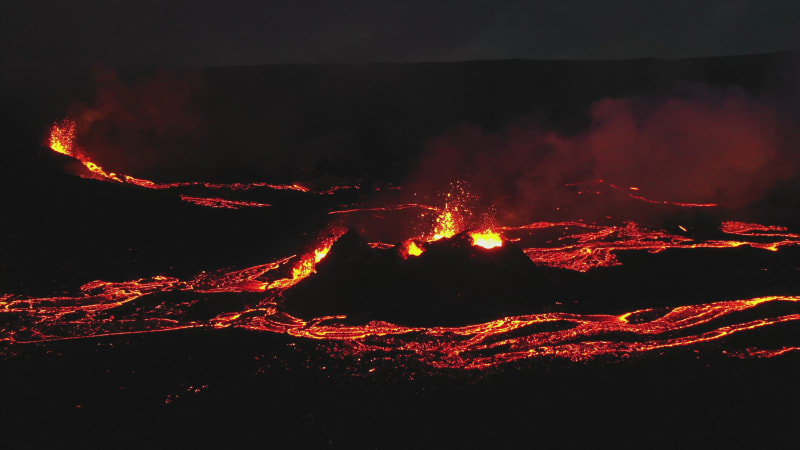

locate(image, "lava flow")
[[567, 180, 719, 208], [3, 119, 797, 372], [3, 196, 800, 370], [46, 118, 358, 208], [504, 219, 800, 272], [469, 230, 503, 249], [2, 244, 799, 369]]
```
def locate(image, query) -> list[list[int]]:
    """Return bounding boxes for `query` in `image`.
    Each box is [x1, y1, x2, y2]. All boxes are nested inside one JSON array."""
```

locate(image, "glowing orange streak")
[[225, 296, 800, 370], [368, 242, 396, 250], [0, 236, 344, 342], [729, 346, 800, 358], [462, 316, 800, 369], [328, 204, 442, 215], [178, 195, 272, 209], [626, 193, 718, 208], [8, 325, 200, 345], [4, 258, 799, 368], [122, 176, 314, 193], [47, 119, 358, 197], [566, 180, 718, 207], [497, 220, 591, 232], [721, 221, 795, 236], [497, 220, 800, 272], [263, 228, 346, 291]]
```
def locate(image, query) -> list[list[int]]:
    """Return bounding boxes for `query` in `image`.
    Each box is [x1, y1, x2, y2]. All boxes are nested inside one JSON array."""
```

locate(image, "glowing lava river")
[[1, 119, 800, 372]]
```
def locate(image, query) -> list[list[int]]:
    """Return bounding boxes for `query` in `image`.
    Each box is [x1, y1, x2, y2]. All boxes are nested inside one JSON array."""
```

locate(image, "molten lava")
[[431, 209, 459, 241], [178, 195, 272, 209], [264, 229, 345, 291], [5, 118, 797, 373], [4, 208, 800, 370], [2, 257, 799, 370], [568, 180, 719, 208], [48, 120, 76, 156], [469, 230, 503, 249], [425, 184, 475, 242], [45, 118, 358, 207], [401, 240, 425, 258]]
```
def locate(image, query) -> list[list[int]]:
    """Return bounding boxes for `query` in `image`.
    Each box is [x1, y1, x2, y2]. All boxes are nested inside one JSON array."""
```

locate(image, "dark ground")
[[2, 53, 800, 448], [2, 328, 799, 449]]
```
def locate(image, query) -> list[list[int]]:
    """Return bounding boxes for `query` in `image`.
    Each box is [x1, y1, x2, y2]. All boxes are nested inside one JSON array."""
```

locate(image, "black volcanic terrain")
[[2, 52, 800, 449], [283, 229, 800, 325]]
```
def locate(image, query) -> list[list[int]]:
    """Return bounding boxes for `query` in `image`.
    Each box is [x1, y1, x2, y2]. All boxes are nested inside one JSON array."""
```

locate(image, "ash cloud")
[[410, 86, 799, 221]]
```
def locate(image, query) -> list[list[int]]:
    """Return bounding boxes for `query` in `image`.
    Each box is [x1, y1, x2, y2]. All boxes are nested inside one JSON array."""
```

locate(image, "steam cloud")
[[411, 86, 798, 220]]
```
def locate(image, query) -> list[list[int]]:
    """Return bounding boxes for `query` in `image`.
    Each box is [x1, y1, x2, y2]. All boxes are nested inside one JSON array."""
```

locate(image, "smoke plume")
[[410, 86, 798, 221]]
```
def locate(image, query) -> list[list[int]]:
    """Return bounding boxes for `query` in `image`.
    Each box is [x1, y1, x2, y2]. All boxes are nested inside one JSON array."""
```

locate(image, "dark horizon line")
[[5, 47, 800, 75]]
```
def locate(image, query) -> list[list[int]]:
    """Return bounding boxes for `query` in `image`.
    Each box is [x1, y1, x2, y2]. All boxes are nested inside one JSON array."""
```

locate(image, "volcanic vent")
[[282, 229, 568, 326]]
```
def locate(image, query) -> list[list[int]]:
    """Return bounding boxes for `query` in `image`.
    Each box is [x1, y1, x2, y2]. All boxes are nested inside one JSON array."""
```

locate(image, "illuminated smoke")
[[411, 87, 798, 220]]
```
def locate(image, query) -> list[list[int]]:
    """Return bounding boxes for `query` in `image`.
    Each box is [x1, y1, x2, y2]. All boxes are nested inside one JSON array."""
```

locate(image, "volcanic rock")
[[282, 230, 578, 326]]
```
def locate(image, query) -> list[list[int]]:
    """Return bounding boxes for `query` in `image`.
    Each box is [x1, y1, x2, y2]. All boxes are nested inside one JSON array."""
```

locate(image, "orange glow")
[[48, 120, 76, 156], [401, 240, 425, 258], [469, 230, 503, 249], [20, 121, 800, 371], [314, 245, 332, 263], [430, 209, 460, 241], [626, 193, 718, 208], [567, 180, 718, 208], [721, 221, 789, 235], [44, 119, 360, 209], [178, 195, 272, 209], [265, 229, 345, 291], [407, 241, 424, 256], [328, 203, 441, 215], [2, 264, 799, 369], [730, 346, 800, 359], [425, 184, 472, 242]]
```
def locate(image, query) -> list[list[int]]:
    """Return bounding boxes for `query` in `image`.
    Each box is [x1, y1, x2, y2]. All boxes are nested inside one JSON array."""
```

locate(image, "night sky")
[[3, 0, 800, 69]]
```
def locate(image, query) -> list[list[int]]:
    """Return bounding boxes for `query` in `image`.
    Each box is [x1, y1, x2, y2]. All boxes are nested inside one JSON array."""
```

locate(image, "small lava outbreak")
[[1, 119, 799, 371], [46, 118, 352, 208]]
